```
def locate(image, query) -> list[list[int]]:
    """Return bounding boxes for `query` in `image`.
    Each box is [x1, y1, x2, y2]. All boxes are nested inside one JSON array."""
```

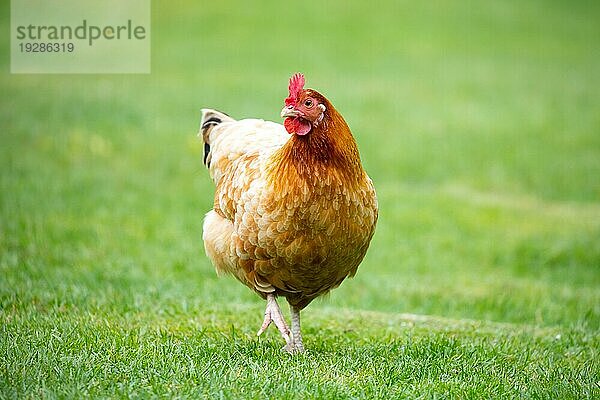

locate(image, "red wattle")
[[284, 117, 311, 135]]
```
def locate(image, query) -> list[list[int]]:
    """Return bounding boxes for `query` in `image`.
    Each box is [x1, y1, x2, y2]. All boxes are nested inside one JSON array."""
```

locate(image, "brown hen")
[[200, 73, 377, 353]]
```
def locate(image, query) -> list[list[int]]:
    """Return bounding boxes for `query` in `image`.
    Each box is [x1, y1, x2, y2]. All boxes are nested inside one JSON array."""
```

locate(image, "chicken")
[[199, 73, 378, 353]]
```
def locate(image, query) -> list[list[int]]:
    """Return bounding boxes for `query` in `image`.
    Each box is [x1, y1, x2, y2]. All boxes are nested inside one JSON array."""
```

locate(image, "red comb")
[[285, 73, 305, 106]]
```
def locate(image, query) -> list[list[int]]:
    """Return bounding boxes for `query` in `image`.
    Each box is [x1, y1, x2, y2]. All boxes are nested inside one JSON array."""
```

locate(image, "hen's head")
[[281, 73, 327, 135]]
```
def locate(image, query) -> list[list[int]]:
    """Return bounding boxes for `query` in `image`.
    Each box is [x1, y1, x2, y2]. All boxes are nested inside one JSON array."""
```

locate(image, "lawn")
[[1, 0, 599, 398]]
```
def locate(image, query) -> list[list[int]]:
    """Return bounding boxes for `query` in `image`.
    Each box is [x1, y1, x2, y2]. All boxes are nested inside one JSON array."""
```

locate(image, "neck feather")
[[270, 103, 364, 188]]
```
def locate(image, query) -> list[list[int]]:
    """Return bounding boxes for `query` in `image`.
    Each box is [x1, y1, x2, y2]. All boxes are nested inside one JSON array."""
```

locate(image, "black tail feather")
[[203, 142, 211, 167]]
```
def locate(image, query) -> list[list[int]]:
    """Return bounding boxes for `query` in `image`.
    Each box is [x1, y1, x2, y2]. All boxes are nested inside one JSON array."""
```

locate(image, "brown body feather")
[[202, 95, 378, 310]]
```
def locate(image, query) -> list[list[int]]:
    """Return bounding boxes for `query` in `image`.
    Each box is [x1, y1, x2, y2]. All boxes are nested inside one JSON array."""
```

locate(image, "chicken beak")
[[280, 105, 299, 118]]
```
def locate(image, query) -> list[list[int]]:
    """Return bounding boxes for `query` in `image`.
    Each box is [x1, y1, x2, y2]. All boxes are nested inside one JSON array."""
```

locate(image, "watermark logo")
[[11, 0, 150, 74]]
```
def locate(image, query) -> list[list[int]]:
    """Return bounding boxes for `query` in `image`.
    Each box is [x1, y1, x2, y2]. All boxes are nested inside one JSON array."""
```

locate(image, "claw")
[[283, 334, 305, 354]]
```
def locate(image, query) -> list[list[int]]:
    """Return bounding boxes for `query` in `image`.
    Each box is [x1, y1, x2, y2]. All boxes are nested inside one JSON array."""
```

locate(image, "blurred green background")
[[1, 0, 599, 397]]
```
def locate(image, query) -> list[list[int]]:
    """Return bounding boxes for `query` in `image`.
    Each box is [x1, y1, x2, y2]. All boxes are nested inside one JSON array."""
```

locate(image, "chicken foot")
[[257, 294, 291, 346]]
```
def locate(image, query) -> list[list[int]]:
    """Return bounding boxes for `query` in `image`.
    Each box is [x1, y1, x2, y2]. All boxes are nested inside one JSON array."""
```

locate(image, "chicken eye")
[[304, 99, 313, 108]]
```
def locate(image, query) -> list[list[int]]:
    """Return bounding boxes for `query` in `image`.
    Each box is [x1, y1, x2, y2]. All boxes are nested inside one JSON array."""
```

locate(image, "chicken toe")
[[257, 294, 291, 345]]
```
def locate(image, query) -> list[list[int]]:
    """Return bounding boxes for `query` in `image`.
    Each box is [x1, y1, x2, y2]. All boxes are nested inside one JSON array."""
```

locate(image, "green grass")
[[1, 0, 599, 398]]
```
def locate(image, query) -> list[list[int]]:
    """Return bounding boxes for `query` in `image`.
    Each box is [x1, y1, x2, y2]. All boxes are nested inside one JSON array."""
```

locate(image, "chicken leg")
[[284, 305, 305, 354], [257, 294, 291, 346]]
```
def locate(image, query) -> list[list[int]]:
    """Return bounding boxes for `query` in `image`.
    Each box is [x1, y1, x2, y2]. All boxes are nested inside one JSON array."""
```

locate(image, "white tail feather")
[[199, 109, 235, 167]]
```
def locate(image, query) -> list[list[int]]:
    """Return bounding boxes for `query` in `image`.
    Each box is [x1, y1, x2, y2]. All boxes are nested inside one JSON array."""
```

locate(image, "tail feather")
[[199, 109, 235, 168]]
